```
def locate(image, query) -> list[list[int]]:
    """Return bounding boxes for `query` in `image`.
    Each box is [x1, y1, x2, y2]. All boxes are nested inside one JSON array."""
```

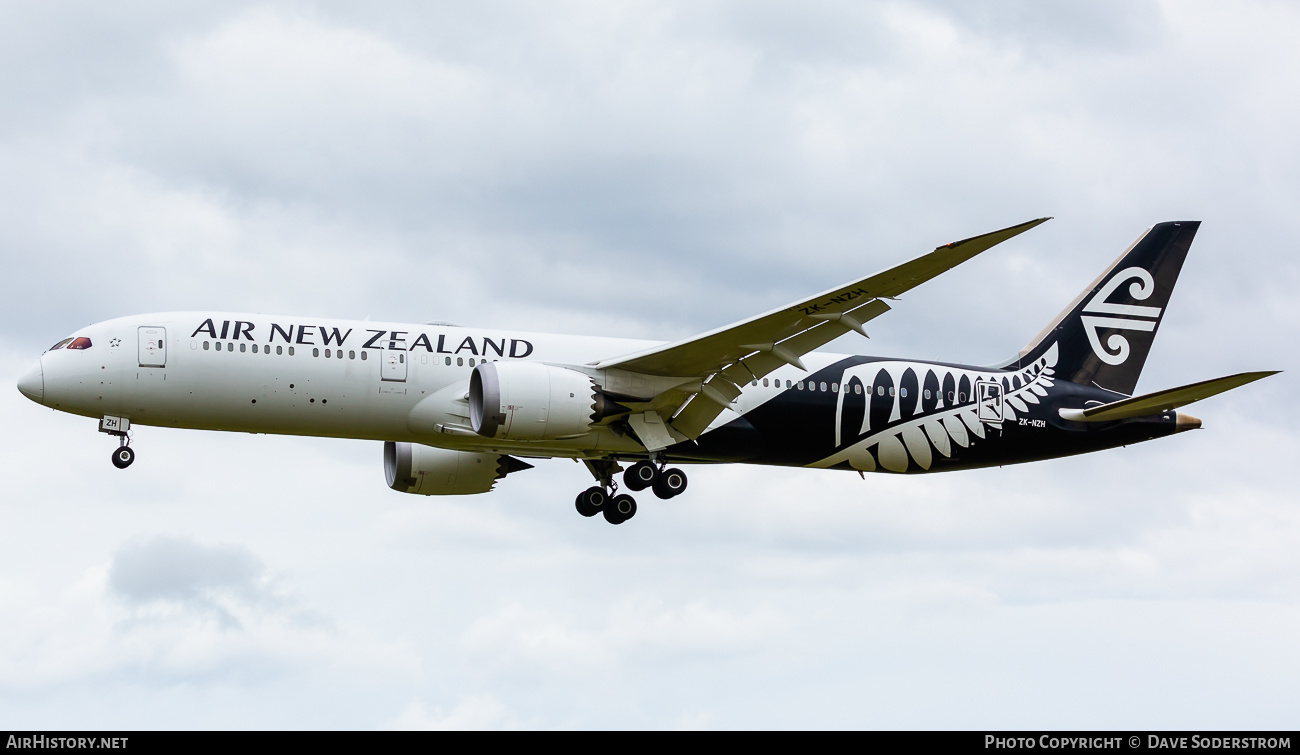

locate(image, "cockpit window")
[[66, 337, 93, 350], [47, 338, 74, 351]]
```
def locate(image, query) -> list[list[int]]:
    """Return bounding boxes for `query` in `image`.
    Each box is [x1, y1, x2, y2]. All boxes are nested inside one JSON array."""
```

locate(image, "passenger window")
[[240, 343, 247, 353], [445, 357, 452, 366], [400, 354, 405, 364], [313, 348, 320, 357], [855, 384, 862, 395], [289, 347, 295, 356], [762, 379, 769, 387], [349, 351, 355, 359], [227, 343, 233, 352], [888, 387, 894, 397], [251, 344, 258, 353], [325, 348, 331, 358], [786, 380, 792, 388], [877, 386, 884, 396], [901, 388, 907, 398], [924, 390, 931, 399], [337, 350, 343, 359], [797, 382, 803, 390], [752, 380, 758, 387], [959, 392, 966, 402], [203, 341, 210, 351], [947, 391, 954, 402], [276, 345, 283, 355], [469, 358, 475, 367], [457, 357, 463, 367], [361, 351, 367, 360], [832, 383, 839, 393], [819, 382, 827, 392]]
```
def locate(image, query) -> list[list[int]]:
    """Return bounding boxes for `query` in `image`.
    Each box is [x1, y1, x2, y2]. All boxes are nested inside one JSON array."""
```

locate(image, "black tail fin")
[[1003, 221, 1199, 396]]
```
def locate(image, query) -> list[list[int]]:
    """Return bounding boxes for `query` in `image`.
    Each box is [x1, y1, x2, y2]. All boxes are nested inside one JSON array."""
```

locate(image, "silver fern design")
[[812, 343, 1059, 473]]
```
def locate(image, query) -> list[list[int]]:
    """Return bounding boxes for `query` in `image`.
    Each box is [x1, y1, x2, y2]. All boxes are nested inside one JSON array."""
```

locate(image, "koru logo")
[[1080, 267, 1161, 365]]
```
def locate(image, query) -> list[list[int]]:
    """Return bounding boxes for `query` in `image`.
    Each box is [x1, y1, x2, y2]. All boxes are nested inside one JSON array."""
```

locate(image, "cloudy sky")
[[2, 0, 1298, 729]]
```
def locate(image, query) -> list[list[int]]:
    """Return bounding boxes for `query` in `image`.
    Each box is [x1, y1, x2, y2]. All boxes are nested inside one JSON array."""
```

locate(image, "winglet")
[[869, 217, 1051, 299], [943, 217, 1052, 251]]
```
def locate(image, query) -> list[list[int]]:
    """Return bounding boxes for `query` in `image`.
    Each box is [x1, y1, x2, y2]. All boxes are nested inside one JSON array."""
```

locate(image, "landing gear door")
[[976, 380, 1003, 423], [381, 351, 408, 382], [138, 326, 166, 368]]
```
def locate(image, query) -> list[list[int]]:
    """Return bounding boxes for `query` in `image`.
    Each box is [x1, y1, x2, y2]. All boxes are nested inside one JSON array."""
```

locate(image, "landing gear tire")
[[652, 467, 687, 499], [623, 460, 659, 491], [604, 494, 637, 524], [111, 446, 135, 469], [576, 486, 607, 518]]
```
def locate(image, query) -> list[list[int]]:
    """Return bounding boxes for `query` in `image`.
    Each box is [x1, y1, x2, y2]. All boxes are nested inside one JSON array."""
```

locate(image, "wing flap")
[[1058, 371, 1279, 422], [668, 303, 896, 438]]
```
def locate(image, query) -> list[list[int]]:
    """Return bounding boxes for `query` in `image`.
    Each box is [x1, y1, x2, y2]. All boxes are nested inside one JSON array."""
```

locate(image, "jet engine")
[[384, 441, 532, 495], [468, 361, 597, 441]]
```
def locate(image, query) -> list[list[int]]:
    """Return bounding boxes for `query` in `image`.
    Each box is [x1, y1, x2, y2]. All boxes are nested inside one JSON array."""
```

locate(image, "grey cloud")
[[916, 0, 1167, 55], [109, 535, 265, 604]]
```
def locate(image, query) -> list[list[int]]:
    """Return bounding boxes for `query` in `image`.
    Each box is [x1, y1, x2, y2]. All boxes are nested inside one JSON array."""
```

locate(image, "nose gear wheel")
[[111, 445, 135, 469]]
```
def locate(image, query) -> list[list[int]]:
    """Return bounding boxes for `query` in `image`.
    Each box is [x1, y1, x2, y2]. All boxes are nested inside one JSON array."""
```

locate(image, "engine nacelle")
[[468, 361, 597, 440], [384, 441, 530, 495]]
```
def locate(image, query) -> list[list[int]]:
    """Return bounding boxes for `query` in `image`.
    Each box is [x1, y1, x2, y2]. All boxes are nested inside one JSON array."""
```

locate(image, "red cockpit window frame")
[[66, 337, 93, 350]]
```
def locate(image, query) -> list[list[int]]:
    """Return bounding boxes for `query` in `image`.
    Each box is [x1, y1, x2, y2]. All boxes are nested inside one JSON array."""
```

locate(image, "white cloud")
[[389, 696, 512, 730]]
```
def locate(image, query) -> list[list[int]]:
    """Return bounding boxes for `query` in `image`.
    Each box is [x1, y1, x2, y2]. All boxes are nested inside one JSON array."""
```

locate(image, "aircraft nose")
[[17, 358, 43, 404]]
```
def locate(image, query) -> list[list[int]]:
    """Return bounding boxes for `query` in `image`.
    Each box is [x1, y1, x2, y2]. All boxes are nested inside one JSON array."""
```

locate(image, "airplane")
[[16, 219, 1277, 525]]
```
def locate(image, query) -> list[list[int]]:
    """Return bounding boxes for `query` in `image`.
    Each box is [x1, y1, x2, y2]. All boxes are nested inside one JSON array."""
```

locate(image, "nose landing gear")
[[100, 415, 134, 469]]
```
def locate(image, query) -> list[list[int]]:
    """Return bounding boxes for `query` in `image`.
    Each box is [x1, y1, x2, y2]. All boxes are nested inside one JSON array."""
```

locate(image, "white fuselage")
[[24, 312, 844, 459]]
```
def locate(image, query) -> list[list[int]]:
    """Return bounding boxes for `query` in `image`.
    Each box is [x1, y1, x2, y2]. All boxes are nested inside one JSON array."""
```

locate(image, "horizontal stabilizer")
[[1058, 371, 1279, 422]]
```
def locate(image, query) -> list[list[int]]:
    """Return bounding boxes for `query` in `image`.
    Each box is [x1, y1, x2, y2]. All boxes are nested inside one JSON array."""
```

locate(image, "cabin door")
[[381, 350, 408, 382], [976, 380, 1004, 423], [138, 326, 167, 368]]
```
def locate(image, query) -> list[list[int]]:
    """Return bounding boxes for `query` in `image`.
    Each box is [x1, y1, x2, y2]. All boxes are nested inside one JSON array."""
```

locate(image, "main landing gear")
[[622, 460, 688, 499], [576, 458, 688, 525], [100, 415, 135, 469]]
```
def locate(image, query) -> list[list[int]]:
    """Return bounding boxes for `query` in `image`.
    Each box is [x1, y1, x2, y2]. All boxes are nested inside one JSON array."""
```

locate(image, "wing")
[[593, 217, 1051, 442]]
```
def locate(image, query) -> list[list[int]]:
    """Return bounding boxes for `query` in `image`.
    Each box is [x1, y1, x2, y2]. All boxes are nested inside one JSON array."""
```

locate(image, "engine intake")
[[469, 361, 597, 440], [384, 441, 533, 495]]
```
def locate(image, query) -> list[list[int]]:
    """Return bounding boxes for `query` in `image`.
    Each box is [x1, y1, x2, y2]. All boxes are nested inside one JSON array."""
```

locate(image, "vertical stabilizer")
[[1004, 221, 1199, 396]]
